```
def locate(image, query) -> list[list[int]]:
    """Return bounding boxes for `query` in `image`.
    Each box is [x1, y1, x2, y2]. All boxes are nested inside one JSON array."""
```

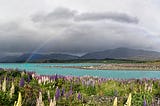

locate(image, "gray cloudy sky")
[[0, 0, 160, 57]]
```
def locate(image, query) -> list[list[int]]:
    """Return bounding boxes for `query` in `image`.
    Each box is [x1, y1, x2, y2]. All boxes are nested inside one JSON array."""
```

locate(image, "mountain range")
[[1, 48, 160, 62], [81, 47, 160, 60]]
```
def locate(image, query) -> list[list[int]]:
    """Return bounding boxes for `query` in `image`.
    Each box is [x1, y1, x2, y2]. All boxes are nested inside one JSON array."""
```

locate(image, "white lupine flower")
[[21, 72, 25, 77], [47, 90, 50, 99], [38, 79, 42, 84], [36, 92, 44, 106], [148, 84, 153, 92], [2, 77, 6, 92], [49, 97, 56, 106], [32, 74, 35, 78], [17, 92, 22, 106], [144, 83, 148, 91], [49, 99, 54, 106], [39, 92, 43, 102], [10, 81, 15, 98], [14, 92, 22, 106], [113, 97, 117, 106], [124, 93, 132, 106], [14, 101, 18, 106], [42, 81, 45, 85]]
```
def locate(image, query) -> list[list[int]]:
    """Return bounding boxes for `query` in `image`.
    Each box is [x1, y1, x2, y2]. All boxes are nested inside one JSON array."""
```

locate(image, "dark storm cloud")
[[0, 22, 42, 53], [32, 7, 77, 22], [32, 7, 138, 24], [75, 12, 139, 23], [0, 7, 159, 57]]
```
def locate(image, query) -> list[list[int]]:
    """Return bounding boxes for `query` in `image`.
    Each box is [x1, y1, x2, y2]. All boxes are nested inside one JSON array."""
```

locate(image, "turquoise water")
[[0, 63, 160, 79]]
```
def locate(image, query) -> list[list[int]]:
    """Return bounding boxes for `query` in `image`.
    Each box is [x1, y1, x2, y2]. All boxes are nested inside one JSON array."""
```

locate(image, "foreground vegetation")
[[0, 68, 160, 106]]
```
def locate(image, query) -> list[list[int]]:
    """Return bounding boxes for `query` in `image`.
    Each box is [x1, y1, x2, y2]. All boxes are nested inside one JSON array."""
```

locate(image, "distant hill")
[[0, 56, 19, 63], [1, 48, 160, 63], [81, 48, 160, 60], [0, 53, 79, 62]]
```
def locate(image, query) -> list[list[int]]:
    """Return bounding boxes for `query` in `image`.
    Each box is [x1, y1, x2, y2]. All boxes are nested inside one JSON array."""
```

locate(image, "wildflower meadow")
[[0, 68, 160, 106]]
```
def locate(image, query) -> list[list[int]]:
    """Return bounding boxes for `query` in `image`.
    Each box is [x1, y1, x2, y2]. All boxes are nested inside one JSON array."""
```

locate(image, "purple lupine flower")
[[77, 92, 81, 100], [69, 89, 73, 95], [61, 88, 65, 96], [27, 75, 31, 83], [70, 84, 72, 90], [19, 78, 25, 87], [143, 99, 147, 106], [50, 75, 55, 80], [66, 92, 69, 99], [55, 87, 60, 101], [55, 74, 58, 81]]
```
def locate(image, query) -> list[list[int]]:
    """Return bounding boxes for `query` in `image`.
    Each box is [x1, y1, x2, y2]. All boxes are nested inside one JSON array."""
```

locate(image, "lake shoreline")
[[54, 63, 160, 71]]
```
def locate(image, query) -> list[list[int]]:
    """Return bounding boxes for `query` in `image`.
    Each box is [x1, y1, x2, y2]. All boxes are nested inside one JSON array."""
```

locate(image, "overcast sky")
[[0, 0, 160, 57]]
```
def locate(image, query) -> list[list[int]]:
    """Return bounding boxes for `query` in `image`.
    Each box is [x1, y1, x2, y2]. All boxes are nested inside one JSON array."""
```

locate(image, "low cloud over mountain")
[[0, 0, 160, 57]]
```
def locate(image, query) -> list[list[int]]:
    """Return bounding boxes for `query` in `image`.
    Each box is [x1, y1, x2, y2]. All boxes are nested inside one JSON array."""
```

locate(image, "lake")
[[0, 63, 160, 79]]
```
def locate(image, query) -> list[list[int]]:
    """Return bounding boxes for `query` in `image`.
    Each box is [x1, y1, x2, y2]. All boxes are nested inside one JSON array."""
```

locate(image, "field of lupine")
[[0, 68, 160, 106]]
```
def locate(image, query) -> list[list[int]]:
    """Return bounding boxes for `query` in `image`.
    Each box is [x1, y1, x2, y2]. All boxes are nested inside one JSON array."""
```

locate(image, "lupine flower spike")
[[2, 76, 6, 92], [10, 81, 15, 98], [21, 71, 25, 77], [113, 97, 117, 106], [14, 101, 17, 106], [55, 87, 60, 101], [77, 92, 81, 100], [36, 92, 44, 106], [61, 87, 65, 96], [143, 99, 147, 106], [47, 90, 50, 100], [19, 78, 25, 87], [124, 93, 132, 106], [49, 97, 56, 106], [14, 92, 22, 106]]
